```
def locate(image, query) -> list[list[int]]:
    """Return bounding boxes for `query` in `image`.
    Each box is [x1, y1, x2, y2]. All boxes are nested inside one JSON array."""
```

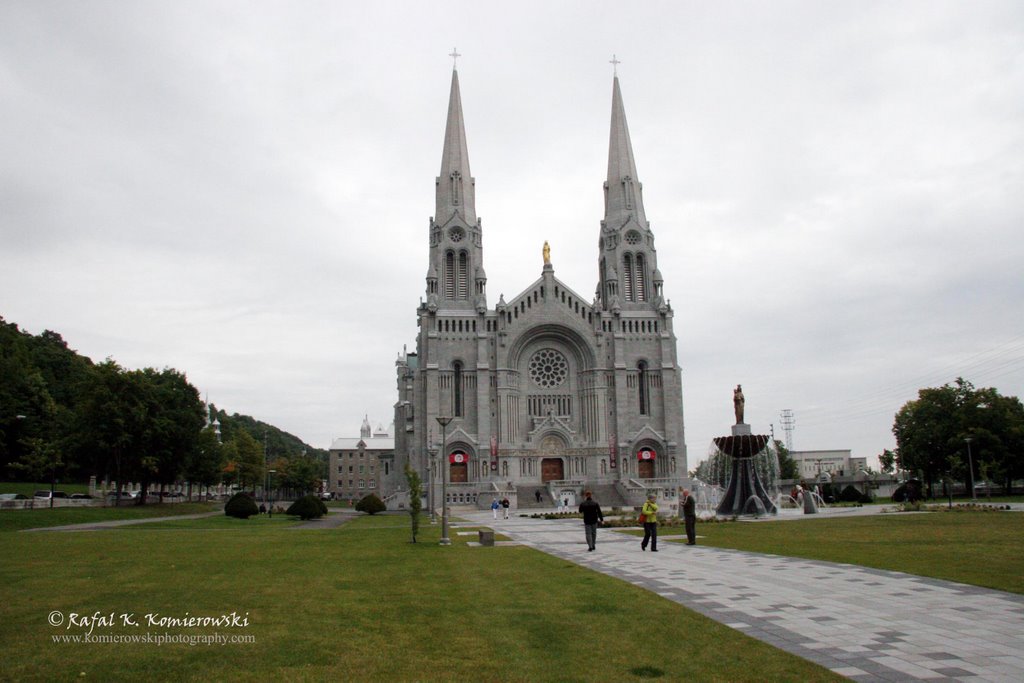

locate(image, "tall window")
[[635, 254, 647, 302], [457, 251, 468, 299], [444, 251, 455, 298], [638, 361, 649, 415], [623, 254, 634, 302], [453, 361, 463, 417]]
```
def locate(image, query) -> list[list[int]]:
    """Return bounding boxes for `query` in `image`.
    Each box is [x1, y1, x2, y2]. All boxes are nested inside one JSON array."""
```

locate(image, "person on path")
[[501, 497, 510, 519], [640, 494, 659, 551], [578, 490, 604, 551], [681, 488, 696, 545], [491, 498, 500, 519], [535, 490, 542, 504]]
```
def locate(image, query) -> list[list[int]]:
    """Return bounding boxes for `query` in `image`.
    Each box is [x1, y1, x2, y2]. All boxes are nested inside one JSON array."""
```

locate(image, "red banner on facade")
[[450, 451, 467, 464], [637, 448, 656, 461], [490, 435, 498, 470], [609, 432, 617, 468]]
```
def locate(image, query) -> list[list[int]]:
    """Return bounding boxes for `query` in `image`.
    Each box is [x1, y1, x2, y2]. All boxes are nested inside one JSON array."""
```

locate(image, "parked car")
[[70, 493, 93, 499], [33, 490, 69, 500], [0, 493, 29, 500], [106, 490, 137, 500], [320, 492, 334, 501]]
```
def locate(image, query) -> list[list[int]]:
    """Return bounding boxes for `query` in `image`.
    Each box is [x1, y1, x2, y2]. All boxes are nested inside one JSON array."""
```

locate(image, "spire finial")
[[449, 47, 461, 70], [609, 54, 621, 76]]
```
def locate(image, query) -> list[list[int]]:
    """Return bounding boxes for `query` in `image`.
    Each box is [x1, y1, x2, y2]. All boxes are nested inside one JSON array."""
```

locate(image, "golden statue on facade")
[[543, 241, 551, 265]]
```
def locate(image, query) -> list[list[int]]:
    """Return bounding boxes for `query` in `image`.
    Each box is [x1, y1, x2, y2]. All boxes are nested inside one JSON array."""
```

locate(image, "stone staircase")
[[586, 483, 630, 510], [516, 485, 554, 509]]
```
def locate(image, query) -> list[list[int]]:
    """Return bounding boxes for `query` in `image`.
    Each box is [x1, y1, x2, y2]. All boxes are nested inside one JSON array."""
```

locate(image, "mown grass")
[[673, 510, 1024, 594], [0, 502, 221, 532], [0, 513, 841, 682]]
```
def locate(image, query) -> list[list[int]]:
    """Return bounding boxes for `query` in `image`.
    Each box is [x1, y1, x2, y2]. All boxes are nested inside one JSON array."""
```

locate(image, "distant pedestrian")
[[578, 490, 604, 551], [535, 490, 542, 504], [562, 497, 569, 512], [681, 488, 696, 545], [640, 494, 659, 552], [491, 498, 500, 519], [259, 503, 267, 515], [501, 497, 510, 519]]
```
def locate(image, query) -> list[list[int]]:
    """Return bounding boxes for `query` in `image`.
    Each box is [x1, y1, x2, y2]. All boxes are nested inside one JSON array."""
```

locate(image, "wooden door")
[[541, 458, 564, 482]]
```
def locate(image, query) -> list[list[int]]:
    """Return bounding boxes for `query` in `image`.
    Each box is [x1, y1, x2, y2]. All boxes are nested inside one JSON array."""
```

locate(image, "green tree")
[[280, 454, 322, 495], [405, 463, 422, 542], [893, 378, 1024, 497], [878, 449, 897, 474], [774, 440, 799, 480], [232, 430, 265, 493], [187, 426, 225, 499]]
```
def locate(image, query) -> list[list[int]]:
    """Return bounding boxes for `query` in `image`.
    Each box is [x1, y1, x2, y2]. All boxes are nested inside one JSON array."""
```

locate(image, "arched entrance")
[[539, 435, 566, 482], [541, 458, 564, 482], [449, 450, 468, 483], [637, 447, 656, 479]]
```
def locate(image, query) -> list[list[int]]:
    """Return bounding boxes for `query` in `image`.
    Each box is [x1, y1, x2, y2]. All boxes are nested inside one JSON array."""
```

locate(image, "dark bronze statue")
[[733, 384, 745, 424]]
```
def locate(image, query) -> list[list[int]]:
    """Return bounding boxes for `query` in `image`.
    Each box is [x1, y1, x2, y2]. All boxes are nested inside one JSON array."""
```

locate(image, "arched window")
[[444, 250, 455, 299], [453, 361, 463, 417], [457, 251, 468, 299], [635, 254, 647, 302], [623, 254, 634, 302], [638, 361, 649, 415]]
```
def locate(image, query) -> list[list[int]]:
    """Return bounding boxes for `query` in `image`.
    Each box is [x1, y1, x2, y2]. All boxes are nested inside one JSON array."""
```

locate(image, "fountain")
[[707, 385, 779, 517]]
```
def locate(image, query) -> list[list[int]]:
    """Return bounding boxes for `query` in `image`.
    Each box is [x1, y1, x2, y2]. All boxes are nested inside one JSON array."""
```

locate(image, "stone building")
[[328, 416, 394, 503], [385, 66, 689, 512]]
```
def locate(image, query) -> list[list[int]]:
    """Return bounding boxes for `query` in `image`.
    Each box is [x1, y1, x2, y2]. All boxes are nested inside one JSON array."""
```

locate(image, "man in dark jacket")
[[578, 490, 604, 551], [682, 488, 697, 545]]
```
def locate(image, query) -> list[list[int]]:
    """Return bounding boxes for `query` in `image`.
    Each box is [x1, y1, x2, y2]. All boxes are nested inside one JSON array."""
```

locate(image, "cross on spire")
[[609, 54, 621, 76], [449, 48, 462, 69]]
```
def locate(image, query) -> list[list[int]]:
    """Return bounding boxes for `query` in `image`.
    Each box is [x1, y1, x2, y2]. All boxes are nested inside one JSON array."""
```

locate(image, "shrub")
[[286, 494, 328, 520], [224, 492, 259, 519], [839, 485, 873, 504], [355, 493, 386, 515]]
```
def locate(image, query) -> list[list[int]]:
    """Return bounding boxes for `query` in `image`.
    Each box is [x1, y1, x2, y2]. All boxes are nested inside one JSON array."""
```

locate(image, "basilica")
[[383, 65, 689, 514]]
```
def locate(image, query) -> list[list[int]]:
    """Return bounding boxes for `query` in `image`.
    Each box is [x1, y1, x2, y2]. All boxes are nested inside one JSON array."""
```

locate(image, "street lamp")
[[435, 416, 453, 546], [965, 437, 975, 501]]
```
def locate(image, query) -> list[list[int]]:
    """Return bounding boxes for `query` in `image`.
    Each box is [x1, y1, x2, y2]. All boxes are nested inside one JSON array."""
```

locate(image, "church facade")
[[385, 67, 688, 512]]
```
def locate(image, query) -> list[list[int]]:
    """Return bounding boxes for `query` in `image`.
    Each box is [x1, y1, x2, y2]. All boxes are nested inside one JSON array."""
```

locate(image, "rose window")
[[529, 348, 568, 388]]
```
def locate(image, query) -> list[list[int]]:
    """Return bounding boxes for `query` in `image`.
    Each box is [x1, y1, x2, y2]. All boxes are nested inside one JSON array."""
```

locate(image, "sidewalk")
[[462, 510, 1024, 683]]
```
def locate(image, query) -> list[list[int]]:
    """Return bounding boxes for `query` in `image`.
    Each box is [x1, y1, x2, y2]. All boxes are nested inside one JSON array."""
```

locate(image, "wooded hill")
[[0, 316, 326, 493]]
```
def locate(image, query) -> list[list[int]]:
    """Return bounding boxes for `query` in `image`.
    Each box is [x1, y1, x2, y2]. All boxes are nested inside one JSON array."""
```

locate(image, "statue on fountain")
[[733, 384, 745, 424], [713, 386, 778, 517]]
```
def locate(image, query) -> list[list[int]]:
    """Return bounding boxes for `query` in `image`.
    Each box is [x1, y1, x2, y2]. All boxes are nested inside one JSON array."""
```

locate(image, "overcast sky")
[[2, 1, 1022, 468]]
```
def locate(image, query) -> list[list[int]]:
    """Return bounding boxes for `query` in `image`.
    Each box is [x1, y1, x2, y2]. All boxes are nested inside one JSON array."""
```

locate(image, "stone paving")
[[461, 510, 1024, 683]]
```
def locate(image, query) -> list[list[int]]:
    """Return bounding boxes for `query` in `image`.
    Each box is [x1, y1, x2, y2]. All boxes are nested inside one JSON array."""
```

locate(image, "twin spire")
[[436, 58, 646, 231]]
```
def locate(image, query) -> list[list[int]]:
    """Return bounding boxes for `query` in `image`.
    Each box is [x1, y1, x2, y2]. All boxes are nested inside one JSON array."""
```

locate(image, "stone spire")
[[436, 68, 476, 226], [603, 75, 647, 229], [598, 73, 662, 312]]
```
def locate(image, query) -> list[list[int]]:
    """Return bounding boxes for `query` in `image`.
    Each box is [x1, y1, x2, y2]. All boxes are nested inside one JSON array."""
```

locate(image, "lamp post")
[[435, 416, 453, 546], [965, 437, 975, 501]]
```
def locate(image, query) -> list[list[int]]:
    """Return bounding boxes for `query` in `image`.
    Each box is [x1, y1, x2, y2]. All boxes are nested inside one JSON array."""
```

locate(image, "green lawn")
[[0, 513, 841, 682], [0, 481, 91, 496], [675, 510, 1024, 594], [0, 503, 220, 532]]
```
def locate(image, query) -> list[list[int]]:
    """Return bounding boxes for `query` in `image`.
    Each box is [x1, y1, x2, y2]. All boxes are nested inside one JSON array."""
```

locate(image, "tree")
[[187, 426, 225, 499], [878, 449, 896, 474], [232, 430, 264, 493], [774, 440, 799, 480], [279, 453, 322, 495], [893, 378, 1024, 497], [404, 463, 422, 542]]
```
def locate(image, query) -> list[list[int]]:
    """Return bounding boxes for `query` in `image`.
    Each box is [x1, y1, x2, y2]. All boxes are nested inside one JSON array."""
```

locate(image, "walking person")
[[534, 490, 542, 504], [501, 496, 510, 519], [640, 494, 659, 551], [681, 488, 696, 545], [491, 498, 500, 520], [578, 490, 604, 551]]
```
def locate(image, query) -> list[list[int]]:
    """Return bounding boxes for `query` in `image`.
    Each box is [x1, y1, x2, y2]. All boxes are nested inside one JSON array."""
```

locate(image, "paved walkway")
[[460, 510, 1024, 683], [21, 511, 222, 532]]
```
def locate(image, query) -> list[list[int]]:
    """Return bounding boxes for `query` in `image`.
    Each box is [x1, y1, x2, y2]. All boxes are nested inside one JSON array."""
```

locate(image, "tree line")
[[0, 316, 326, 501]]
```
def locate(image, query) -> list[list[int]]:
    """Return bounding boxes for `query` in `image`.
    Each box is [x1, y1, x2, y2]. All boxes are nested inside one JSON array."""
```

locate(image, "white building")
[[789, 450, 867, 480]]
